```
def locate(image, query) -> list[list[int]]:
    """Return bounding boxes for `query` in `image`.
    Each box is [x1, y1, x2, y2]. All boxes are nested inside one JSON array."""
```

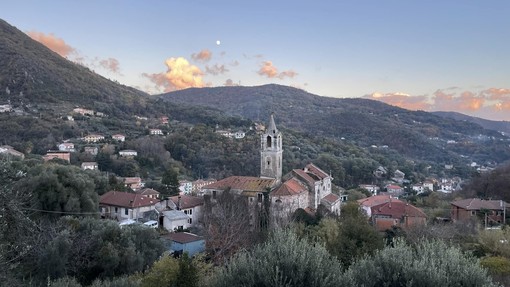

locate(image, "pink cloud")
[[26, 31, 76, 57], [364, 92, 431, 111], [191, 49, 212, 62], [142, 57, 204, 92], [257, 61, 297, 80]]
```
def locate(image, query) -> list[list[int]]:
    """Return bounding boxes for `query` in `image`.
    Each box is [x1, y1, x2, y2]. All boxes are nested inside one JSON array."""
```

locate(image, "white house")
[[81, 162, 98, 170], [234, 131, 246, 139], [112, 134, 126, 142], [179, 180, 193, 194], [150, 129, 163, 135], [58, 142, 75, 152], [161, 210, 191, 232], [84, 146, 99, 155], [412, 184, 424, 194], [100, 191, 159, 221], [83, 134, 105, 143], [359, 184, 380, 196], [122, 177, 144, 190], [169, 195, 204, 226], [119, 149, 138, 157], [0, 145, 25, 160]]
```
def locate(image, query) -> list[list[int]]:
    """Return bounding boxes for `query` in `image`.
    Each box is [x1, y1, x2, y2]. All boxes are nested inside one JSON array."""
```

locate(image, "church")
[[202, 114, 341, 225]]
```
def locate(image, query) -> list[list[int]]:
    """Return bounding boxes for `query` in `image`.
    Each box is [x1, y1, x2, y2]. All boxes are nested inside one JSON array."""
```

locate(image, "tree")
[[346, 240, 497, 287], [161, 168, 180, 197], [209, 229, 346, 287]]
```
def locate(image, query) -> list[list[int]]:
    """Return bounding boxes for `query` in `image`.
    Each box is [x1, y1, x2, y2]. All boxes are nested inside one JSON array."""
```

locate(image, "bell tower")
[[260, 113, 282, 181]]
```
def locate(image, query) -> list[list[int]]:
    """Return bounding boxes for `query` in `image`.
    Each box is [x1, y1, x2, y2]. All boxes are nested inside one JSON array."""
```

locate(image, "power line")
[[20, 207, 101, 215]]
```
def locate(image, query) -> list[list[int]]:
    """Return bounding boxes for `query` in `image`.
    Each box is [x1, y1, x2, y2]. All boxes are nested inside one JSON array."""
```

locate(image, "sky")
[[1, 0, 510, 121]]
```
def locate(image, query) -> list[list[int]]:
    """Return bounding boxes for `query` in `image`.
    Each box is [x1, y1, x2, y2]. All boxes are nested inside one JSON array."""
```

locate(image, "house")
[[159, 116, 169, 124], [271, 178, 310, 220], [84, 146, 99, 155], [234, 131, 246, 139], [359, 184, 380, 196], [0, 145, 25, 160], [358, 195, 402, 217], [135, 188, 160, 199], [179, 180, 193, 194], [370, 200, 427, 231], [162, 232, 205, 257], [411, 184, 424, 194], [423, 181, 434, 192], [216, 130, 233, 138], [43, 151, 70, 162], [112, 134, 126, 142], [386, 184, 404, 194], [451, 198, 507, 225], [73, 107, 94, 116], [100, 191, 159, 221], [373, 166, 387, 178], [83, 134, 105, 143], [119, 149, 138, 157], [193, 179, 216, 193], [161, 210, 191, 232], [392, 170, 405, 183], [150, 128, 163, 135], [81, 162, 98, 170], [122, 177, 143, 190], [169, 195, 204, 226], [0, 104, 13, 113], [58, 142, 75, 152]]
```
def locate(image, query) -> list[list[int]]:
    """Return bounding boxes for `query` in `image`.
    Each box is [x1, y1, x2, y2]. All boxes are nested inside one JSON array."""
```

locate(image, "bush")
[[209, 229, 345, 287], [346, 240, 497, 287]]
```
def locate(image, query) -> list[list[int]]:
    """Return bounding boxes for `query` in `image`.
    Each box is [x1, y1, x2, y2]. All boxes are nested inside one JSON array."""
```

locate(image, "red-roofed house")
[[386, 184, 404, 194], [135, 188, 160, 199], [43, 151, 71, 162], [358, 195, 402, 217], [288, 163, 335, 210], [451, 198, 507, 225], [371, 200, 427, 231], [100, 191, 159, 221], [271, 178, 309, 220], [122, 177, 143, 190]]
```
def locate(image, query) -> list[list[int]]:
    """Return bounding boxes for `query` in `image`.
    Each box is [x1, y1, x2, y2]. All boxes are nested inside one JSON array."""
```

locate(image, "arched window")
[[266, 135, 272, 148], [266, 157, 271, 167]]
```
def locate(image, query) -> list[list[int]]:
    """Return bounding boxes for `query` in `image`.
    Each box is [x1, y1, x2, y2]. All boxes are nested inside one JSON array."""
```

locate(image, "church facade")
[[202, 114, 341, 225]]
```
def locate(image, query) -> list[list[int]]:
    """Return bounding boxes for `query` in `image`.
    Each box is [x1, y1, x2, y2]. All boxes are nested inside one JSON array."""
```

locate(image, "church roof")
[[305, 163, 330, 180], [322, 193, 341, 205], [202, 176, 275, 192], [272, 178, 307, 196], [292, 169, 317, 186]]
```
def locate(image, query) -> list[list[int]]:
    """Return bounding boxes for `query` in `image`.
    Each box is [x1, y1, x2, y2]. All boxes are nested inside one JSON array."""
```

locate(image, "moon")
[[216, 40, 221, 46]]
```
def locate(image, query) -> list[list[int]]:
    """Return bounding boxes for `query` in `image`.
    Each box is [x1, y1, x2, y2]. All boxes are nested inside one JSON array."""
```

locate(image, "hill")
[[159, 84, 510, 165], [0, 18, 148, 117], [432, 111, 510, 135]]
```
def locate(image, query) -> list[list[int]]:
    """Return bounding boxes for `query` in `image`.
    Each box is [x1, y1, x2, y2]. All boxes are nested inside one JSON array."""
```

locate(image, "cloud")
[[191, 49, 212, 62], [431, 90, 485, 112], [142, 57, 204, 92], [205, 64, 229, 75], [364, 92, 431, 111], [99, 58, 121, 74], [26, 31, 76, 57], [257, 61, 297, 80], [482, 88, 510, 101]]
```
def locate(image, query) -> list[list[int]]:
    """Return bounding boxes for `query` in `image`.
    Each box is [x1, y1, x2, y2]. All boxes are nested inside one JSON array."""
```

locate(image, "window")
[[188, 218, 192, 224], [258, 193, 263, 203], [115, 207, 118, 213], [266, 136, 272, 148], [471, 211, 476, 216], [213, 190, 217, 199], [125, 208, 129, 216]]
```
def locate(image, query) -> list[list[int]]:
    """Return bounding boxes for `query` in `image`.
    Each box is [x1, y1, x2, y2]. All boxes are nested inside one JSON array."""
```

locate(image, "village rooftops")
[[304, 163, 330, 180], [203, 176, 275, 192], [451, 198, 507, 210], [321, 193, 341, 205], [100, 191, 158, 208], [357, 195, 402, 208]]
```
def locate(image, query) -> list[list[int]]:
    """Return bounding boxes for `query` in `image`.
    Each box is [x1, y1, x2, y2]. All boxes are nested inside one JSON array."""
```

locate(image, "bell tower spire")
[[260, 113, 283, 182]]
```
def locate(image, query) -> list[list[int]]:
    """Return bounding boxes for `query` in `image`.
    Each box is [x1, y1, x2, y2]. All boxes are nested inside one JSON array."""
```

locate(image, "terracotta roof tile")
[[305, 163, 329, 180], [202, 176, 275, 192], [322, 193, 340, 204], [100, 191, 158, 208], [451, 198, 507, 210], [357, 195, 401, 208], [292, 169, 316, 186], [272, 178, 307, 196], [371, 201, 426, 219], [170, 195, 204, 209]]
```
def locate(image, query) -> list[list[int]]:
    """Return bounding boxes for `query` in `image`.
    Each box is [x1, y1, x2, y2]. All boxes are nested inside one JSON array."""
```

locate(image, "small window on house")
[[189, 209, 193, 215], [125, 208, 129, 216], [250, 197, 253, 202], [212, 190, 217, 199], [115, 207, 118, 213], [188, 218, 192, 224], [258, 193, 263, 203], [471, 210, 476, 216]]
